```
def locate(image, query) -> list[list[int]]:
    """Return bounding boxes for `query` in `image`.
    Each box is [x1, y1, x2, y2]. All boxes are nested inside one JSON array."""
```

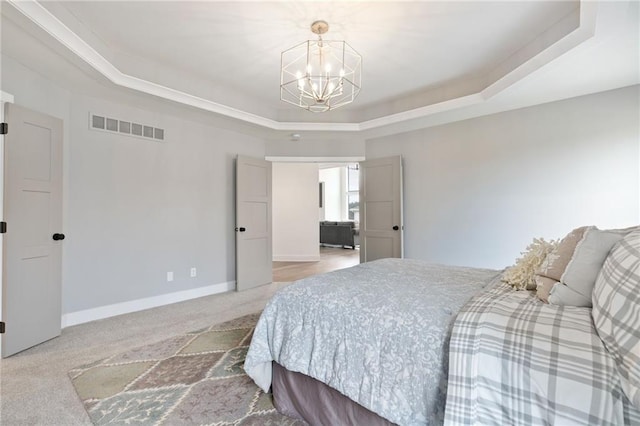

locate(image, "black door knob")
[[237, 227, 246, 232], [392, 226, 399, 231], [52, 233, 65, 241]]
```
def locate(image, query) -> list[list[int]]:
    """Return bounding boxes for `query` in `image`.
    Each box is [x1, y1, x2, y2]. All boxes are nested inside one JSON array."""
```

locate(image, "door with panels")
[[2, 103, 63, 357], [359, 155, 403, 263], [235, 155, 272, 291]]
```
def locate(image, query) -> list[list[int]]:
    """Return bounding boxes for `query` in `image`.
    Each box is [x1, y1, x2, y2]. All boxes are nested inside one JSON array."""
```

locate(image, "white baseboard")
[[273, 255, 321, 262], [61, 281, 236, 328]]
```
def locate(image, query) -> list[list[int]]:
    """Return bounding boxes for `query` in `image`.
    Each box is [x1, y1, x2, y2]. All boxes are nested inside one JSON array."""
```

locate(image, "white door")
[[359, 155, 403, 263], [236, 155, 272, 291], [2, 103, 63, 357]]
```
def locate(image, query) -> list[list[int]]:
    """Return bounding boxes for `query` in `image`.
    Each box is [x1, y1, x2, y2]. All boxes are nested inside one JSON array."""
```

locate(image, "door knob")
[[392, 226, 399, 231], [235, 227, 246, 232], [52, 233, 65, 241]]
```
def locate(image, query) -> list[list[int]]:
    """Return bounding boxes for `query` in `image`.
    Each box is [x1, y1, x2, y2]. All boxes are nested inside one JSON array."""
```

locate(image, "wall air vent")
[[89, 113, 165, 142]]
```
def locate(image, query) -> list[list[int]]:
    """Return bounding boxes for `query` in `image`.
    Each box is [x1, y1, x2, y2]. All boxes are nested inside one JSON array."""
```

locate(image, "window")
[[347, 164, 359, 222]]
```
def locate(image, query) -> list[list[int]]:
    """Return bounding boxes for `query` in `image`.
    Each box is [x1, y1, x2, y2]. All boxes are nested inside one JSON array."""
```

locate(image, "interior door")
[[359, 155, 403, 263], [2, 103, 63, 357], [236, 155, 272, 291]]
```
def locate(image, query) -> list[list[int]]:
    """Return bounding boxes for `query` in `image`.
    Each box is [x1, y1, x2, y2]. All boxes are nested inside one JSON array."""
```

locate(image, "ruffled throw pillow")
[[535, 226, 593, 303]]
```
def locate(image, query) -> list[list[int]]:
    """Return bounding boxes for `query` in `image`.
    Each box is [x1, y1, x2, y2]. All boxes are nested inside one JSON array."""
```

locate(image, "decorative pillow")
[[549, 227, 636, 307], [592, 230, 640, 408], [534, 275, 557, 303], [547, 281, 592, 306], [535, 226, 593, 302], [503, 237, 558, 290]]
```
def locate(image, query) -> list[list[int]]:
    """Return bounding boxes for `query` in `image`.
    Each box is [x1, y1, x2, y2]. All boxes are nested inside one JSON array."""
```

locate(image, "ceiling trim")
[[8, 0, 597, 133], [482, 1, 596, 100]]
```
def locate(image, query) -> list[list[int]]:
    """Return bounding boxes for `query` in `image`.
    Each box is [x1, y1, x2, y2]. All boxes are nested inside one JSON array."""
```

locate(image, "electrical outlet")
[[190, 267, 197, 278], [167, 271, 174, 282]]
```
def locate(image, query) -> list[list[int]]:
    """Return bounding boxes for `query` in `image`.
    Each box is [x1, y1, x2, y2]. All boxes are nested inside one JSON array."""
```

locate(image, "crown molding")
[[7, 0, 597, 134]]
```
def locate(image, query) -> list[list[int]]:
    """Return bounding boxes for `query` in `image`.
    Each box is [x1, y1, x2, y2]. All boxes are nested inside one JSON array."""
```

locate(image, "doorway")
[[270, 158, 363, 282]]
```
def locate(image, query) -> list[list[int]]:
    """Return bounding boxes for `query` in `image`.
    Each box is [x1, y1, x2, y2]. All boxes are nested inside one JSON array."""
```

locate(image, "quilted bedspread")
[[244, 258, 500, 425], [445, 280, 640, 425]]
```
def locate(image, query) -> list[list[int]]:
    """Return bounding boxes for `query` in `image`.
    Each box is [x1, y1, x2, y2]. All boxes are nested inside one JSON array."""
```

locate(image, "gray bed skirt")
[[272, 362, 397, 426]]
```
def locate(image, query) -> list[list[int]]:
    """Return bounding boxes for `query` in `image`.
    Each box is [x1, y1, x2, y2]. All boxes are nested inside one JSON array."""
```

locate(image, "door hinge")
[[0, 322, 5, 334], [0, 222, 5, 234], [0, 123, 7, 135]]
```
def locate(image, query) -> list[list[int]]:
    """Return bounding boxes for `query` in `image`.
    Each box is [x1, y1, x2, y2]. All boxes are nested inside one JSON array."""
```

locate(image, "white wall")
[[1, 54, 266, 322], [366, 85, 640, 269], [319, 167, 346, 221], [272, 163, 320, 262]]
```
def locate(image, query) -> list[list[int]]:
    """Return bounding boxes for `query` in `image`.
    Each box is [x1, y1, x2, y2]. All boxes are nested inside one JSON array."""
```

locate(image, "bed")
[[244, 258, 500, 425], [445, 277, 640, 425], [244, 239, 640, 425]]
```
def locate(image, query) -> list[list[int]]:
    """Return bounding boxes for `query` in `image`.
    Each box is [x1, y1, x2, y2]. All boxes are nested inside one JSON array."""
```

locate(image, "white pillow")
[[549, 227, 635, 307], [592, 230, 640, 408]]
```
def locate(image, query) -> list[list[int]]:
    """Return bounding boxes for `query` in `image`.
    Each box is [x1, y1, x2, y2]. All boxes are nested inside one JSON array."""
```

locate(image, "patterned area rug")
[[69, 313, 304, 425]]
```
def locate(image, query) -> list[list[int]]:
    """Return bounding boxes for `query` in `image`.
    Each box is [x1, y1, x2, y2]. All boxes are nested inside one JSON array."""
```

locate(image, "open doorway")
[[271, 160, 360, 282]]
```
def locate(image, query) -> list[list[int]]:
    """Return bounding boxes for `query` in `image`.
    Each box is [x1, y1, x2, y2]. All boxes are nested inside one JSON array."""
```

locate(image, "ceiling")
[[1, 1, 639, 136]]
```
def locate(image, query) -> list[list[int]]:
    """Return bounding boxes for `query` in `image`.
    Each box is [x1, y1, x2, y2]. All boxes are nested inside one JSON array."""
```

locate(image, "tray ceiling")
[[2, 1, 638, 134]]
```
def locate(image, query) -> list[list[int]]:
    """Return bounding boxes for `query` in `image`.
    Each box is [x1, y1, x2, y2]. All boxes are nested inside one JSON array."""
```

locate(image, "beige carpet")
[[68, 313, 303, 425], [0, 282, 292, 425]]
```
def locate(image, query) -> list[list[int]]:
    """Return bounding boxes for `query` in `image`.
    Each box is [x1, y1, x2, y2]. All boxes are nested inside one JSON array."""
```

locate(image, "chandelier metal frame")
[[280, 20, 362, 113]]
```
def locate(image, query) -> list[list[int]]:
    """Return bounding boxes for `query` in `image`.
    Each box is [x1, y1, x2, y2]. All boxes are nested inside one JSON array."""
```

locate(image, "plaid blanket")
[[445, 281, 640, 425]]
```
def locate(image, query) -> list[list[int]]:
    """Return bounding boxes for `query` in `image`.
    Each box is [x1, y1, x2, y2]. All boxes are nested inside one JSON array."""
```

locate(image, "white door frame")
[[0, 91, 16, 356], [265, 156, 365, 163]]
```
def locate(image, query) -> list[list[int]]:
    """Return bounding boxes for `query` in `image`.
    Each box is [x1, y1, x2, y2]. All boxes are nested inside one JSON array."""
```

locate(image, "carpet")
[[69, 313, 305, 425]]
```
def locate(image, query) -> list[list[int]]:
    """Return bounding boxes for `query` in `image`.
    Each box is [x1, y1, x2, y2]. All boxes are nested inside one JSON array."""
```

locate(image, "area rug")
[[69, 313, 304, 425]]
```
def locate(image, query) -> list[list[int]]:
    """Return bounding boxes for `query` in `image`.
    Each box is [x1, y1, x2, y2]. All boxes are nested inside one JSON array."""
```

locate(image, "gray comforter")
[[244, 258, 500, 425]]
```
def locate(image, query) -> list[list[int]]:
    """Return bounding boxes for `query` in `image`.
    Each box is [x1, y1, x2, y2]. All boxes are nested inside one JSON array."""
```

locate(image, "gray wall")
[[4, 48, 639, 316], [265, 137, 365, 158], [2, 55, 265, 314], [366, 86, 640, 269]]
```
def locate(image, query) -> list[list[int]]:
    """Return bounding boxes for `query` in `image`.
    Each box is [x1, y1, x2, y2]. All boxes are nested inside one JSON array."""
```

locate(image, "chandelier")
[[280, 20, 362, 112]]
